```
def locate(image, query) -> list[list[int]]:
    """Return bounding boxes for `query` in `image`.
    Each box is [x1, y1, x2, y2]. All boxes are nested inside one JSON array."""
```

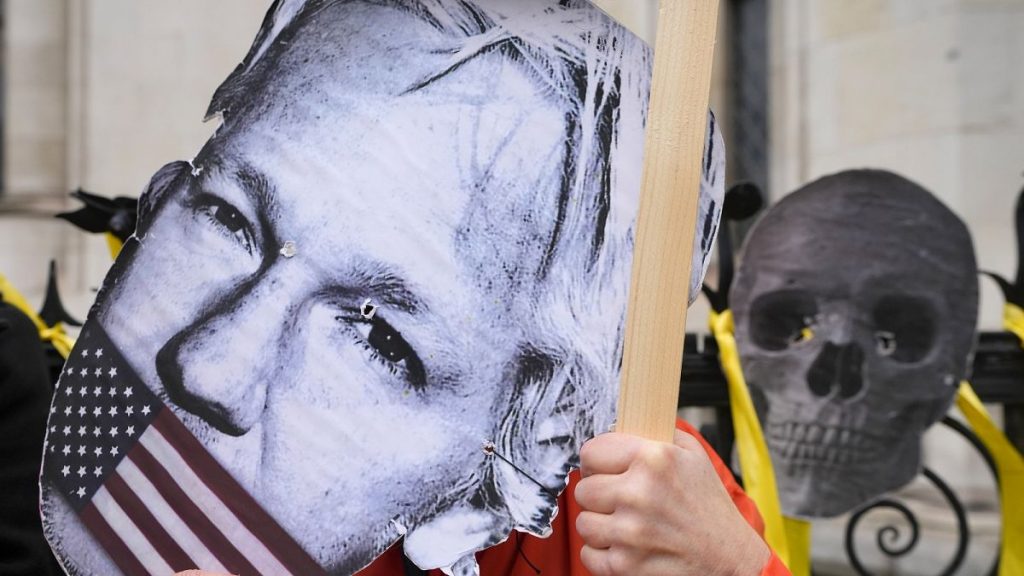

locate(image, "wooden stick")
[[616, 0, 721, 443]]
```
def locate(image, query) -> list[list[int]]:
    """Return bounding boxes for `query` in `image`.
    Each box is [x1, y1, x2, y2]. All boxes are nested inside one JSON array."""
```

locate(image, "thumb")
[[672, 429, 704, 452]]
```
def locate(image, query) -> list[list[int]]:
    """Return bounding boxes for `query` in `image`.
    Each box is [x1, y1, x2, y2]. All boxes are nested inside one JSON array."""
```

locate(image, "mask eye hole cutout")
[[748, 289, 818, 352], [875, 331, 897, 356], [872, 294, 937, 363], [342, 313, 427, 390]]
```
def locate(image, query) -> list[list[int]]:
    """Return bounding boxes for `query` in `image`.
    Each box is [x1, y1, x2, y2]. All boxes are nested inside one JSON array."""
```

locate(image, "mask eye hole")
[[872, 294, 936, 363], [367, 319, 413, 364], [748, 289, 818, 351], [342, 314, 427, 390], [875, 331, 897, 356]]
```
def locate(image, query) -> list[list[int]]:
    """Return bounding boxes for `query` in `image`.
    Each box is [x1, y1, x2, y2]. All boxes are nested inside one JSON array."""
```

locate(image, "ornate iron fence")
[[680, 330, 1022, 575]]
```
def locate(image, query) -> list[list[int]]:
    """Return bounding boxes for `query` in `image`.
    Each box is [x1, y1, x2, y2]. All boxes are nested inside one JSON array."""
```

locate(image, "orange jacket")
[[359, 419, 789, 576]]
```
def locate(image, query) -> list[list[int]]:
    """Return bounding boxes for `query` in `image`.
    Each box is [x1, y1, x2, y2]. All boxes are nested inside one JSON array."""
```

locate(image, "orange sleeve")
[[760, 552, 791, 576]]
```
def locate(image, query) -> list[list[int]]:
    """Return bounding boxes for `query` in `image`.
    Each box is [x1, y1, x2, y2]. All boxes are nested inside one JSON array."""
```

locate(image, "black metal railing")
[[679, 330, 1023, 575]]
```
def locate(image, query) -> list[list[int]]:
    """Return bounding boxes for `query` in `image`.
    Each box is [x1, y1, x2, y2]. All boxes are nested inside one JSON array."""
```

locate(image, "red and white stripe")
[[79, 408, 325, 576]]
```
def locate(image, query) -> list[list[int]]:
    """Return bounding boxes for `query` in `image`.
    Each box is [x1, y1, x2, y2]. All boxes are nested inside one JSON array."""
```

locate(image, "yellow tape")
[[1004, 303, 1024, 346], [0, 274, 75, 359], [105, 232, 124, 260], [782, 517, 811, 576], [956, 382, 1024, 575], [710, 310, 803, 572]]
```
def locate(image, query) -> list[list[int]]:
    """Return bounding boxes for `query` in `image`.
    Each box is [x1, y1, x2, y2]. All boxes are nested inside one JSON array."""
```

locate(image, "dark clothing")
[[0, 302, 62, 576]]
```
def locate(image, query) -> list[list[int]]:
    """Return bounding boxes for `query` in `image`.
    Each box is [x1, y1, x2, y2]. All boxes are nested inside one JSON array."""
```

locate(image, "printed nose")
[[156, 270, 298, 436], [806, 341, 864, 400]]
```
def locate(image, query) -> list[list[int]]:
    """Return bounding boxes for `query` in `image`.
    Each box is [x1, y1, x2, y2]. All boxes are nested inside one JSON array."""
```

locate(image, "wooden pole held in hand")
[[616, 0, 721, 443]]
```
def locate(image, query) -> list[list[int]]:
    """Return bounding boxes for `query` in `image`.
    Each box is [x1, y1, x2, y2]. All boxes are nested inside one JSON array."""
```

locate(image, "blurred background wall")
[[8, 0, 1020, 328]]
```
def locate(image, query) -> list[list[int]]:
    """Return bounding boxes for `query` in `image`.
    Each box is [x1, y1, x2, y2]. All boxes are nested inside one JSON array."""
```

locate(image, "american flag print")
[[42, 323, 327, 576]]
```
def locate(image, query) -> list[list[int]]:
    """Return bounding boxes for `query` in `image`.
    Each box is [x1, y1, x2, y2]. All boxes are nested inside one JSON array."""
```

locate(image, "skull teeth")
[[766, 421, 886, 466]]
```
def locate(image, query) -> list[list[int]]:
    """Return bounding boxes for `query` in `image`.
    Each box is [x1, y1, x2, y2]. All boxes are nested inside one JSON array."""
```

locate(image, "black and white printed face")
[[93, 7, 577, 573], [42, 1, 724, 573]]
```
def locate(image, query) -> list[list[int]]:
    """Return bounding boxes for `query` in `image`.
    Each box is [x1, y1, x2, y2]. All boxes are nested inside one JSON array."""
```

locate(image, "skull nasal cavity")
[[807, 342, 864, 400]]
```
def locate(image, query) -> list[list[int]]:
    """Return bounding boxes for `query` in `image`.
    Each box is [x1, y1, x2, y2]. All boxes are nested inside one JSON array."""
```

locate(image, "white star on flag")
[[44, 326, 328, 576]]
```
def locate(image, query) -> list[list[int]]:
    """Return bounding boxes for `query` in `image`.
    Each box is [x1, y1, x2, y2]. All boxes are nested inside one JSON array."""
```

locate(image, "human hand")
[[574, 430, 771, 576]]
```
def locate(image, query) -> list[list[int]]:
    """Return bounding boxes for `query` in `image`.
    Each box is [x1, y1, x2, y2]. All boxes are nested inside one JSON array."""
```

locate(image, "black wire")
[[484, 444, 559, 502], [515, 531, 542, 574], [402, 553, 429, 576]]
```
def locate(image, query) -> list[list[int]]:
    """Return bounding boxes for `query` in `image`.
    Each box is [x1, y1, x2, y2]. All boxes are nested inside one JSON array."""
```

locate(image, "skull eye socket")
[[872, 294, 936, 363], [749, 289, 818, 351]]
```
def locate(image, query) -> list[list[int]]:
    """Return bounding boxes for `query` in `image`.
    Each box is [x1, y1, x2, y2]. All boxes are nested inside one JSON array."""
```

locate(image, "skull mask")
[[730, 169, 978, 518]]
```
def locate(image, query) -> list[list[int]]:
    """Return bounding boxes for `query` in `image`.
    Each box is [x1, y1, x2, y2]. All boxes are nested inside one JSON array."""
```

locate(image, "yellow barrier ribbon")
[[105, 232, 124, 259], [781, 517, 811, 576], [0, 274, 75, 359], [956, 382, 1024, 575], [709, 310, 804, 572], [1004, 302, 1024, 346]]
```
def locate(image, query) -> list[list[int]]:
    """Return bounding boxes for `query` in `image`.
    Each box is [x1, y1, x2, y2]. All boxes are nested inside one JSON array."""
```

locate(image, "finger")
[[574, 473, 625, 514], [673, 428, 704, 452], [580, 544, 629, 576], [575, 510, 616, 549], [579, 433, 645, 477]]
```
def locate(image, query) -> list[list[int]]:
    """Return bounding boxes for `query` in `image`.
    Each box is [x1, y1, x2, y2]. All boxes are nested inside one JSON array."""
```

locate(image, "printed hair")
[[206, 0, 652, 534]]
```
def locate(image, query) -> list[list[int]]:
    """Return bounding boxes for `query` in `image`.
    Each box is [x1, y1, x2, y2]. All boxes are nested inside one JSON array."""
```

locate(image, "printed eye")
[[347, 315, 426, 390], [190, 192, 256, 254]]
